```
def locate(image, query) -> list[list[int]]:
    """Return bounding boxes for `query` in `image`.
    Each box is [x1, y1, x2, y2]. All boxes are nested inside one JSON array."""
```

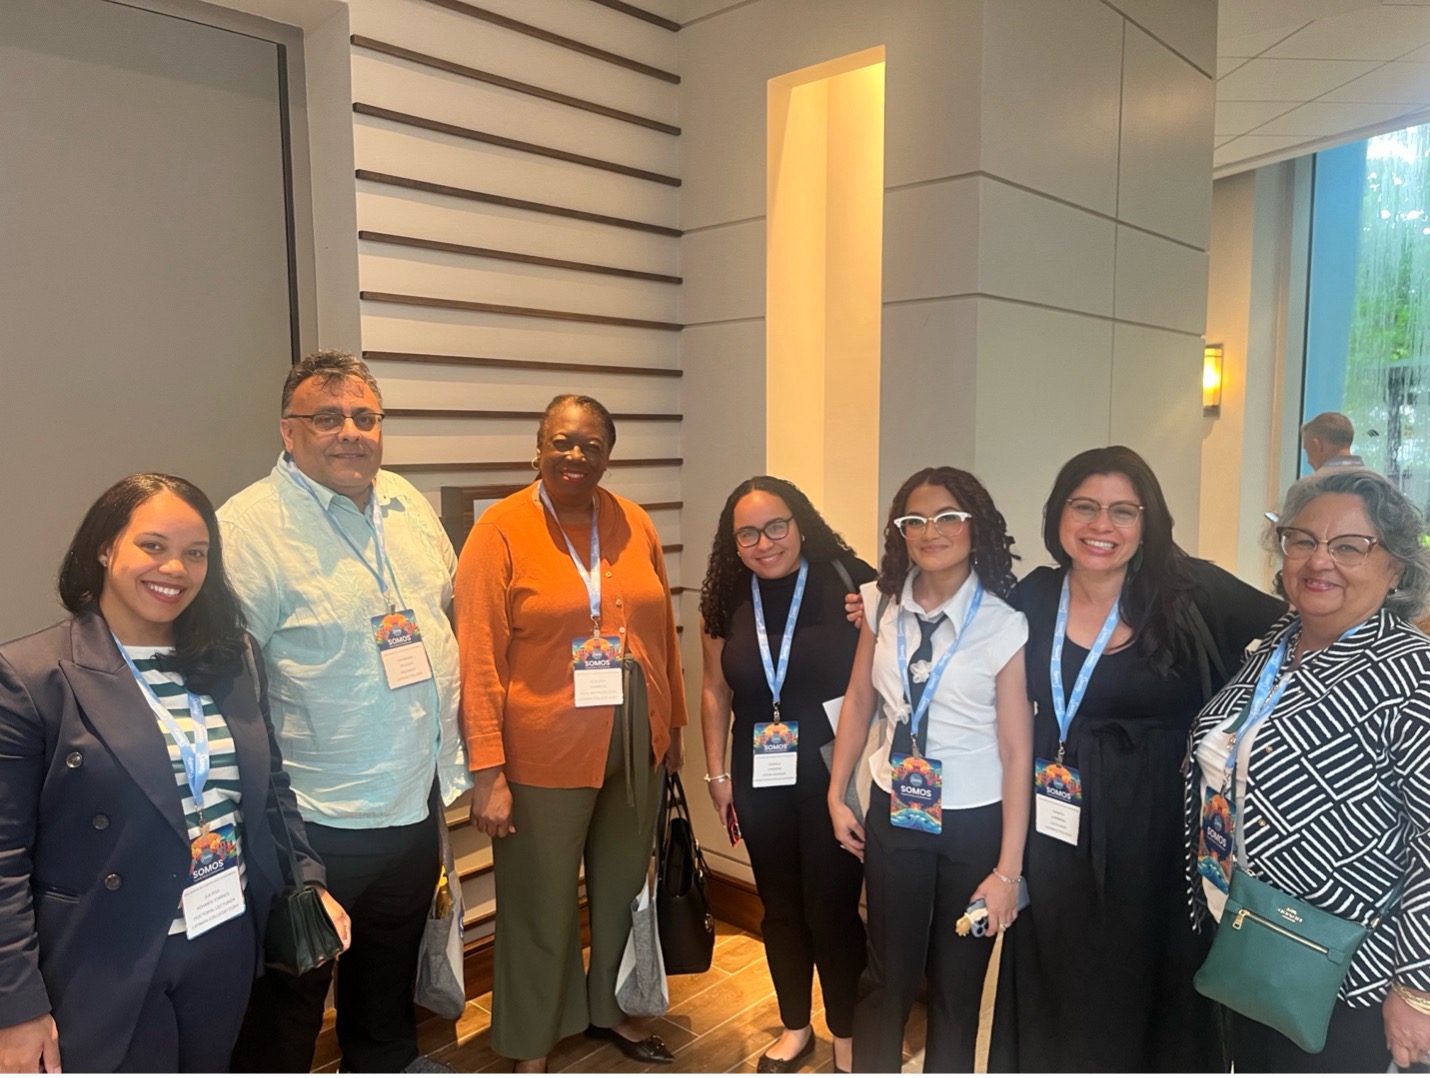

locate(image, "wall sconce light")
[[1203, 343, 1224, 416]]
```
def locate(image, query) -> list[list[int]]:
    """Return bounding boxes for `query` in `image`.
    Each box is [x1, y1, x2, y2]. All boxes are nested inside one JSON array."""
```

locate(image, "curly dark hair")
[[876, 467, 1018, 600], [1040, 446, 1197, 677], [58, 474, 248, 694], [699, 475, 857, 638]]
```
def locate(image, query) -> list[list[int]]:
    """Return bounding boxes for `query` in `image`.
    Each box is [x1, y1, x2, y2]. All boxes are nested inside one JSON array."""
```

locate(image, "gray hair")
[[1300, 411, 1354, 451], [1270, 468, 1430, 620], [280, 349, 383, 414]]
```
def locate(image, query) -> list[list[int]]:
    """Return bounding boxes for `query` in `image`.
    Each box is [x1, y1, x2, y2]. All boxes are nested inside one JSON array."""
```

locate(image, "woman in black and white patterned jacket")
[[1186, 467, 1430, 1072]]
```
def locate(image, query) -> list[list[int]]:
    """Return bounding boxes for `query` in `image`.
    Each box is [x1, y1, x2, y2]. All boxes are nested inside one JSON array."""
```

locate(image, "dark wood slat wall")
[[347, 0, 681, 972]]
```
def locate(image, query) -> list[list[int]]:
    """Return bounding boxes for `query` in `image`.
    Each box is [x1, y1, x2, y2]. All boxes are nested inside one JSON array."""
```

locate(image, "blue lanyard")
[[538, 482, 602, 634], [1049, 575, 1121, 760], [285, 457, 396, 612], [751, 558, 808, 721], [1219, 630, 1294, 791], [115, 639, 211, 824], [896, 579, 984, 755]]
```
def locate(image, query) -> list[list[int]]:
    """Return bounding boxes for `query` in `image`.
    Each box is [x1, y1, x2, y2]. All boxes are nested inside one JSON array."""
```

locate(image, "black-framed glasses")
[[1066, 498, 1143, 529], [734, 517, 793, 548], [893, 511, 972, 539], [284, 411, 385, 433], [1276, 526, 1381, 567]]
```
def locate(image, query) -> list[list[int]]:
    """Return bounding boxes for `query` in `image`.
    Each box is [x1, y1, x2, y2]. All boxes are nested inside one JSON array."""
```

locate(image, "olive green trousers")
[[489, 661, 665, 1062]]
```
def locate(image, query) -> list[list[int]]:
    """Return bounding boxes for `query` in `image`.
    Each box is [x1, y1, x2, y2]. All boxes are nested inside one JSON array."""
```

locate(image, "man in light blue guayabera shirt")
[[219, 351, 468, 1075]]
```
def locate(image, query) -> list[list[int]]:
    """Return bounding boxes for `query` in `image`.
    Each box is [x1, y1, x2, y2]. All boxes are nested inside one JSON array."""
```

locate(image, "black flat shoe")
[[584, 1025, 675, 1065], [756, 1034, 816, 1073]]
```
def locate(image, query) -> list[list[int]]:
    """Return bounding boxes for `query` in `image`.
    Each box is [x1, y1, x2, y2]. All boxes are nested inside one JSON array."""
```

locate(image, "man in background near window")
[[219, 350, 469, 1074], [1302, 411, 1367, 471]]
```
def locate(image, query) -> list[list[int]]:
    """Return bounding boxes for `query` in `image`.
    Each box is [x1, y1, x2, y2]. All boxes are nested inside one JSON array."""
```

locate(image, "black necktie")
[[893, 613, 947, 758]]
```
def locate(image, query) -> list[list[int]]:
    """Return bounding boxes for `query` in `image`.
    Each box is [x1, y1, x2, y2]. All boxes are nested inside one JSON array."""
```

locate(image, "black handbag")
[[261, 772, 344, 976], [656, 772, 715, 975], [243, 640, 344, 976]]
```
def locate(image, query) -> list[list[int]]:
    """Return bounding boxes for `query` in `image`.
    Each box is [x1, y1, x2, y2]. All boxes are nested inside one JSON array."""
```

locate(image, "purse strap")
[[242, 637, 306, 891]]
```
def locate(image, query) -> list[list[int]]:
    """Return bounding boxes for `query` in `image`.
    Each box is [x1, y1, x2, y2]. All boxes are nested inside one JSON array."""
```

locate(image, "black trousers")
[[1231, 999, 1391, 1073], [854, 789, 1002, 1074], [230, 810, 440, 1073], [116, 908, 257, 1072], [732, 749, 866, 1036]]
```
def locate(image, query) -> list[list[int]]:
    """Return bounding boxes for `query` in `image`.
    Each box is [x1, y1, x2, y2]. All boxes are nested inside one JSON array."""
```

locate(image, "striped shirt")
[[1185, 610, 1430, 1001], [125, 646, 246, 935]]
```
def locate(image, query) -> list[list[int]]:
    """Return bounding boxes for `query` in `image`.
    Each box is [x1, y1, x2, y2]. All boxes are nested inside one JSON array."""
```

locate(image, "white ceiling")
[[1215, 0, 1430, 174]]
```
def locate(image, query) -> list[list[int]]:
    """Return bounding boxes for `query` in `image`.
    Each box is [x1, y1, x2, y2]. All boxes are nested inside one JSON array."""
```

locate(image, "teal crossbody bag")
[[1194, 866, 1397, 1053]]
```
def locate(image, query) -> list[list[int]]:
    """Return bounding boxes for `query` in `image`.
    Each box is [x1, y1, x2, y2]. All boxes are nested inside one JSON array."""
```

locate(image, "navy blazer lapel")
[[59, 612, 189, 846], [213, 661, 284, 892]]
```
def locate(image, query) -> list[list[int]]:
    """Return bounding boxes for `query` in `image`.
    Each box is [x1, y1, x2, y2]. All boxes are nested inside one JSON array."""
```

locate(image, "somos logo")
[[374, 612, 420, 649], [1036, 760, 1082, 803]]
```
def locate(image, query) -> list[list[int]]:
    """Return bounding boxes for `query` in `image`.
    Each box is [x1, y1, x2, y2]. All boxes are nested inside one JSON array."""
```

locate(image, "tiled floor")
[[314, 920, 1001, 1073]]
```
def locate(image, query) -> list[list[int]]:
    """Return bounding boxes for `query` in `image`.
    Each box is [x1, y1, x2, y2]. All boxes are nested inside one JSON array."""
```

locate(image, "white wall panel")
[[350, 0, 680, 124], [879, 298, 980, 510], [357, 247, 681, 323], [353, 121, 680, 224], [355, 189, 678, 276], [456, 0, 678, 72], [1117, 25, 1215, 248], [367, 366, 681, 411], [350, 52, 679, 176], [882, 177, 980, 304], [979, 179, 1117, 317], [1109, 322, 1203, 546], [360, 309, 679, 366], [1102, 0, 1217, 75], [974, 299, 1116, 560], [680, 220, 766, 324], [981, 0, 1123, 217], [1113, 226, 1209, 335]]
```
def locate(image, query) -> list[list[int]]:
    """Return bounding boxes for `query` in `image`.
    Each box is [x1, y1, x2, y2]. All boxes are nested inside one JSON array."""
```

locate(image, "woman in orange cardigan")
[[454, 394, 687, 1073]]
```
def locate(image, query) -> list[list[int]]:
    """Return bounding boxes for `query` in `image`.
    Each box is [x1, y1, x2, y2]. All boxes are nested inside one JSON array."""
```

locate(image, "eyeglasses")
[[734, 517, 792, 548], [284, 411, 385, 433], [1276, 527, 1381, 567], [893, 511, 972, 539], [1065, 498, 1143, 529]]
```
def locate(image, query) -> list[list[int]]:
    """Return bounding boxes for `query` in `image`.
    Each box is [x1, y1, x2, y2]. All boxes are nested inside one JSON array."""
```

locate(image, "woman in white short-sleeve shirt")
[[827, 466, 1031, 1074]]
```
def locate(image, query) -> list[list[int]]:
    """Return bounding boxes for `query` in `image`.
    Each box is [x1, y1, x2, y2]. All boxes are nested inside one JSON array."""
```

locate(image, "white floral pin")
[[890, 701, 912, 725], [910, 659, 933, 684]]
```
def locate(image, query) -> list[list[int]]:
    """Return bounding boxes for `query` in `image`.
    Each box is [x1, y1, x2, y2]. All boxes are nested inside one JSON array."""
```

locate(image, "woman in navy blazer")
[[0, 474, 350, 1073]]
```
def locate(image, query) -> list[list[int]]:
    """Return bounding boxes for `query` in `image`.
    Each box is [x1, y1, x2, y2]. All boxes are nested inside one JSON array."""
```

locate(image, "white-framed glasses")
[[894, 511, 971, 539]]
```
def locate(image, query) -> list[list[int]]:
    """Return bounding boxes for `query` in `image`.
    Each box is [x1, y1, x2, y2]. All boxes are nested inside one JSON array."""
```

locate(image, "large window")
[[1305, 125, 1430, 509]]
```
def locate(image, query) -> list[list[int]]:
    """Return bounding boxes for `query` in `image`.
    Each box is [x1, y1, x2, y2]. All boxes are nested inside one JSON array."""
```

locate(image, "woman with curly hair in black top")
[[699, 476, 873, 1073], [827, 466, 1032, 1073]]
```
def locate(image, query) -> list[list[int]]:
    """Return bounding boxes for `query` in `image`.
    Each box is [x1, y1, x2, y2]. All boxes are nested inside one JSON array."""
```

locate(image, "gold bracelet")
[[703, 772, 730, 784], [1393, 982, 1430, 1015], [993, 869, 1023, 887]]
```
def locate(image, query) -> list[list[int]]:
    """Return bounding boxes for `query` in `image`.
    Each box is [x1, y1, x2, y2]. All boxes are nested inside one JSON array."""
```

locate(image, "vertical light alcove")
[[767, 48, 886, 558]]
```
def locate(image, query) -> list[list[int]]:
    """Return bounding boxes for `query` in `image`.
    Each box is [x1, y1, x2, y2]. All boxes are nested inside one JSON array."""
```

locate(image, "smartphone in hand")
[[727, 807, 742, 847]]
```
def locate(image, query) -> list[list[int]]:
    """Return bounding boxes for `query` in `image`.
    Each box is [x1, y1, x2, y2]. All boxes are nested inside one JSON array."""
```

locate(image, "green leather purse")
[[1194, 867, 1394, 1053]]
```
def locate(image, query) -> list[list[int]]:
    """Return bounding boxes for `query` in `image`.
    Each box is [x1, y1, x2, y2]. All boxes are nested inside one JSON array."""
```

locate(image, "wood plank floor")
[[314, 920, 1002, 1073]]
